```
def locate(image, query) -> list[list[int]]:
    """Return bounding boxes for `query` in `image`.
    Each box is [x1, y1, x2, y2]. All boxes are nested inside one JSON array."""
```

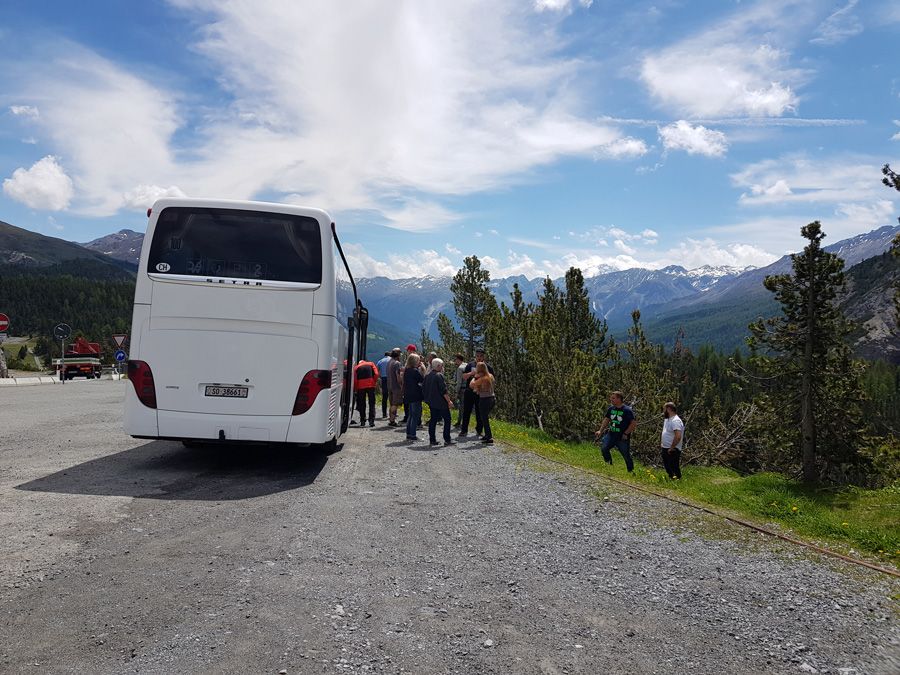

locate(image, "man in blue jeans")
[[376, 351, 392, 418], [422, 358, 455, 446], [594, 390, 636, 472]]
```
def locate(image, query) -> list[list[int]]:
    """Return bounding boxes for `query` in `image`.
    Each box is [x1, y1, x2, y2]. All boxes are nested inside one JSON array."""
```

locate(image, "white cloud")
[[445, 243, 461, 255], [834, 200, 895, 227], [640, 3, 812, 117], [810, 0, 862, 45], [658, 121, 728, 157], [892, 120, 900, 141], [480, 250, 635, 279], [381, 200, 460, 233], [613, 239, 636, 255], [122, 184, 187, 210], [533, 0, 592, 13], [2, 155, 74, 210], [343, 243, 457, 279], [663, 238, 777, 269], [10, 46, 180, 216], [0, 2, 649, 222], [9, 105, 39, 118], [595, 137, 648, 159], [603, 226, 657, 244], [732, 154, 887, 206]]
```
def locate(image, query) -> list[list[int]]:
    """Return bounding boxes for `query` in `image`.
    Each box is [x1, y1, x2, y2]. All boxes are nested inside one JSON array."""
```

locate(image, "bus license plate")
[[205, 386, 248, 398]]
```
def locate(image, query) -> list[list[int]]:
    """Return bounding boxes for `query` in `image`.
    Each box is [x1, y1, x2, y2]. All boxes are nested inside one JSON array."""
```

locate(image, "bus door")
[[356, 304, 368, 364], [340, 316, 355, 434]]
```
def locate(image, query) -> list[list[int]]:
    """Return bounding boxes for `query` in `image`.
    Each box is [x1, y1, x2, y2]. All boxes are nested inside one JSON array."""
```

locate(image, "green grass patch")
[[1, 341, 40, 371], [491, 419, 900, 561]]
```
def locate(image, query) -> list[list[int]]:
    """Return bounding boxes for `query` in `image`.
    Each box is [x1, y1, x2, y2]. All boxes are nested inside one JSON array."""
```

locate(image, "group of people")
[[352, 344, 497, 447], [353, 350, 685, 479]]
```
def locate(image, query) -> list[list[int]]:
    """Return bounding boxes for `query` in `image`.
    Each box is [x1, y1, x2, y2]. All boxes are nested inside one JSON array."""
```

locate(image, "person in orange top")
[[353, 358, 379, 427]]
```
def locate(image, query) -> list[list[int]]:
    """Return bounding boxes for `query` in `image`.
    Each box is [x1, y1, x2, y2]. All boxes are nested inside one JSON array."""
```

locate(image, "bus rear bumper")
[[156, 410, 291, 442], [124, 387, 336, 445]]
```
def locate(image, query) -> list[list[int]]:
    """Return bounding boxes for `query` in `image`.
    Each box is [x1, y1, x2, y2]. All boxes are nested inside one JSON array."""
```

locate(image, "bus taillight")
[[127, 360, 157, 408], [292, 370, 332, 415]]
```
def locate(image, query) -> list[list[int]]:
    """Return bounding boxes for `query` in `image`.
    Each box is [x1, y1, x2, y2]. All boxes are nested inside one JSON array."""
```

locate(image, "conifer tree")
[[882, 164, 900, 326], [748, 221, 863, 483], [449, 256, 497, 357], [487, 283, 532, 422], [563, 268, 609, 355], [435, 313, 465, 359]]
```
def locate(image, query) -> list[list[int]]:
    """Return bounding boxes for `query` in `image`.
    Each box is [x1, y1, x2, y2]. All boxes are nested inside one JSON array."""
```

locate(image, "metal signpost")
[[54, 323, 72, 384], [0, 313, 8, 378], [112, 335, 128, 375]]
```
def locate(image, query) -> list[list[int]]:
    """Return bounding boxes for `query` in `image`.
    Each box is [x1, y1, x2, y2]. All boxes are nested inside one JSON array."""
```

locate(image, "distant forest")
[[0, 266, 134, 359]]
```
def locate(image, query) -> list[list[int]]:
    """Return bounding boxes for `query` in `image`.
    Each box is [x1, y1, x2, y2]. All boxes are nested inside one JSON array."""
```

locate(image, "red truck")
[[53, 337, 102, 380]]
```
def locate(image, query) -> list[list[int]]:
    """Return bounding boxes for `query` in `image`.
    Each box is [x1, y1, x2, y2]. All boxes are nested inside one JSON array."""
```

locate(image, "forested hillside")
[[0, 273, 134, 357]]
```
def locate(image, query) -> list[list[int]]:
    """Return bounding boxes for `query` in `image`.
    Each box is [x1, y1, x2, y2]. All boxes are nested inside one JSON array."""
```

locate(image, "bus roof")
[[149, 198, 333, 225]]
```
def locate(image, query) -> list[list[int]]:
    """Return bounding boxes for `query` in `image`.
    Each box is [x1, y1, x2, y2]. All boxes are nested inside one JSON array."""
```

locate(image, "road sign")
[[53, 323, 72, 341], [114, 349, 127, 362], [112, 334, 128, 347], [0, 312, 9, 336]]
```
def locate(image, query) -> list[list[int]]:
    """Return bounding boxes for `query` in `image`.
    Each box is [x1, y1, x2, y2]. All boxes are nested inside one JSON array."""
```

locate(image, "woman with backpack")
[[469, 362, 496, 445]]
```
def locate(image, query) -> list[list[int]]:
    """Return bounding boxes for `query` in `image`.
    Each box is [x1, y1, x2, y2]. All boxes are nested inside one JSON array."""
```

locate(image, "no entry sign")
[[0, 313, 9, 333]]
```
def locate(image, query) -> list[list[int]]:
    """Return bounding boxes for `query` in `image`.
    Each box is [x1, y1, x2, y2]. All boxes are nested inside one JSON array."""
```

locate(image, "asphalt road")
[[0, 381, 897, 674]]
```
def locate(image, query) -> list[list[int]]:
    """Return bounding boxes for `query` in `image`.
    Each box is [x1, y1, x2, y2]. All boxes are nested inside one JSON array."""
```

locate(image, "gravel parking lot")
[[0, 381, 897, 674]]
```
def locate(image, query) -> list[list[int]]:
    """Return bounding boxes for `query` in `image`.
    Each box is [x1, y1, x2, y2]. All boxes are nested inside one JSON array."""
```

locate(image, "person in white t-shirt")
[[660, 402, 684, 479]]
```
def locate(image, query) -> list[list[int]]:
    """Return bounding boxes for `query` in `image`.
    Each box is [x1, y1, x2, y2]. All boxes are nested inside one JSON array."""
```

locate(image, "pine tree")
[[747, 221, 863, 483], [435, 312, 465, 359], [563, 268, 608, 354], [487, 283, 533, 423], [882, 164, 900, 326], [449, 256, 497, 357]]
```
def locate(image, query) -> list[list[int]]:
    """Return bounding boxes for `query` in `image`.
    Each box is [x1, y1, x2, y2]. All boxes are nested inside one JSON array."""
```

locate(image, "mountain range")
[[1, 219, 897, 361]]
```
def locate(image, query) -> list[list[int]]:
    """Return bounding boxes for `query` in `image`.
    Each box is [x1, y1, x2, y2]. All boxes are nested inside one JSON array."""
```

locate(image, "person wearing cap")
[[353, 358, 379, 427], [459, 347, 494, 438], [376, 351, 392, 419]]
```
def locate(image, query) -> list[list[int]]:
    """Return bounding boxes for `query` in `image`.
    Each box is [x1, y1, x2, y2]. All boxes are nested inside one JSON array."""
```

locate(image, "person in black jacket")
[[423, 358, 455, 446], [402, 353, 424, 441]]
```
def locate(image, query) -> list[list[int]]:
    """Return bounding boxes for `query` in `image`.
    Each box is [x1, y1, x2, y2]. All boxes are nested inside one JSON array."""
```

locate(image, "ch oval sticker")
[[155, 262, 171, 272]]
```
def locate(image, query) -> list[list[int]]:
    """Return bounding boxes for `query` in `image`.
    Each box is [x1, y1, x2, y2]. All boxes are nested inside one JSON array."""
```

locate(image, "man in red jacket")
[[353, 358, 379, 427]]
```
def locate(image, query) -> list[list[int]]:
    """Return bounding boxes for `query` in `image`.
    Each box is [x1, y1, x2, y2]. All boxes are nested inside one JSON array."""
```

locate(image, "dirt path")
[[0, 382, 897, 673]]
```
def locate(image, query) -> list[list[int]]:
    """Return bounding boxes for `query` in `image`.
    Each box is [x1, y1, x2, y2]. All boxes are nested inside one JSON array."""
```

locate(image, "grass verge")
[[491, 419, 900, 562]]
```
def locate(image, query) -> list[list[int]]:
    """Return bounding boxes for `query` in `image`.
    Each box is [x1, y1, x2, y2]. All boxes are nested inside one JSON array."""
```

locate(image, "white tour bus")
[[124, 198, 368, 451]]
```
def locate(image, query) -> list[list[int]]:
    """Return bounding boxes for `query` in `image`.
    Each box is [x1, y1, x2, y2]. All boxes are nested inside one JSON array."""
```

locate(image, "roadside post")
[[112, 334, 128, 375], [0, 313, 8, 378], [53, 323, 72, 384]]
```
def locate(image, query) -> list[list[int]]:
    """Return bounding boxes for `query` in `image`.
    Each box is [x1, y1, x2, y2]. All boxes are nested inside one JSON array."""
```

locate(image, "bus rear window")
[[147, 207, 323, 283]]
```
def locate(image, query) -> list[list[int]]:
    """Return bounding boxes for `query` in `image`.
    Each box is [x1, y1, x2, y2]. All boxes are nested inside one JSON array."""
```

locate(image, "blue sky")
[[1, 0, 898, 279]]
